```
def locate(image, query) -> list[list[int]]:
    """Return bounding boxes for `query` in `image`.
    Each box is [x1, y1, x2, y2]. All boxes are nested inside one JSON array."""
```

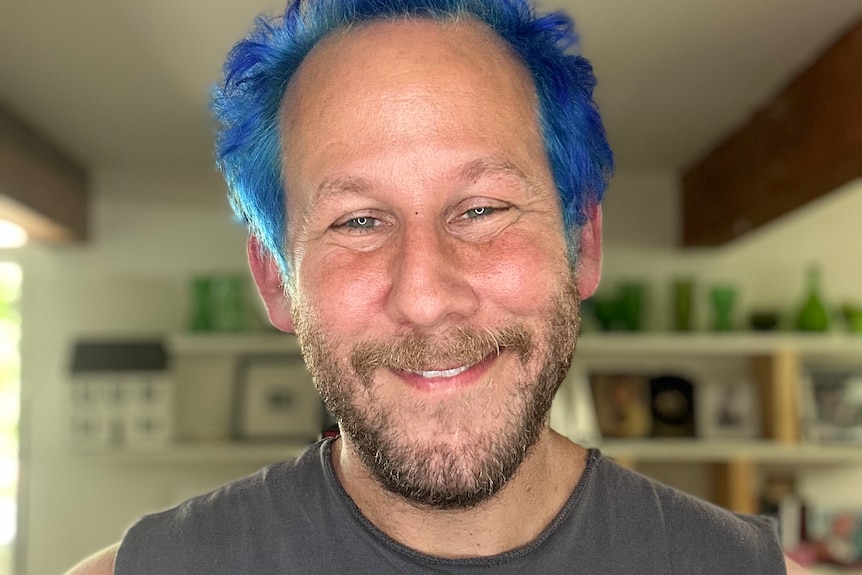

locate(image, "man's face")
[[275, 19, 588, 509]]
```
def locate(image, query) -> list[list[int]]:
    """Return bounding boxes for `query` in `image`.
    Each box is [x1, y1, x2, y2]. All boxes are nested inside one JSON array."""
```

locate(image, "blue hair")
[[213, 0, 613, 276]]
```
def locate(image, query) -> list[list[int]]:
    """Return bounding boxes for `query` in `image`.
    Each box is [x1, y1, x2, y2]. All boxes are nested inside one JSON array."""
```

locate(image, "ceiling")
[[1, 0, 860, 174]]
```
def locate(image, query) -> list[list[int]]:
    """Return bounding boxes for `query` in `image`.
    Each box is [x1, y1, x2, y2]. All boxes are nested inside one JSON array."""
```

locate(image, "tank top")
[[115, 439, 785, 574]]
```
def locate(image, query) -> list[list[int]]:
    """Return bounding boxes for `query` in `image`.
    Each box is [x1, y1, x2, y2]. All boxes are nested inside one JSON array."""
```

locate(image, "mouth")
[[406, 363, 476, 379], [392, 354, 498, 393]]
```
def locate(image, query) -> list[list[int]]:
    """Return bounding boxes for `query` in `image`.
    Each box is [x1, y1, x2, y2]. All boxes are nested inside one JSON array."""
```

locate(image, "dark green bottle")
[[795, 266, 829, 332]]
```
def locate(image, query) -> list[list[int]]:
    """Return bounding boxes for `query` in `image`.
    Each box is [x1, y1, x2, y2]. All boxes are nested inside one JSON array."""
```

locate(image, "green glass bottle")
[[796, 266, 829, 332]]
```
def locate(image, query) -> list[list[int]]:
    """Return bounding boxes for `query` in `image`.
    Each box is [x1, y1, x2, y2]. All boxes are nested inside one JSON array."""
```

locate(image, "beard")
[[292, 273, 581, 510]]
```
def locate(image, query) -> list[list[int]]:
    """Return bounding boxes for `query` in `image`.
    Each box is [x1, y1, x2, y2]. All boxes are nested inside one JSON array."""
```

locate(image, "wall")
[[600, 171, 862, 332], [18, 167, 862, 574], [19, 169, 260, 574]]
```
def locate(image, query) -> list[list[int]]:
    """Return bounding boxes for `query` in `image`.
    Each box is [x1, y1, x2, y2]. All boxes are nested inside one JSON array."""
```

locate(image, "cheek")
[[468, 231, 569, 316], [298, 249, 391, 333]]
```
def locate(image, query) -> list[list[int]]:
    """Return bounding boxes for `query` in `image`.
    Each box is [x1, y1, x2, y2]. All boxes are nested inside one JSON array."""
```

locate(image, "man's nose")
[[385, 225, 480, 329]]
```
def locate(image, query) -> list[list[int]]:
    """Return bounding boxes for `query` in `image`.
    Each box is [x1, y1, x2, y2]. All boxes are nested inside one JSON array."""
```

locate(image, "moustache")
[[349, 325, 534, 383]]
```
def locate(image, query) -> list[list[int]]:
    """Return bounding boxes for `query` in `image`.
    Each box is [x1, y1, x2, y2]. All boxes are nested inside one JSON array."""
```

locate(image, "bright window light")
[[0, 222, 26, 249]]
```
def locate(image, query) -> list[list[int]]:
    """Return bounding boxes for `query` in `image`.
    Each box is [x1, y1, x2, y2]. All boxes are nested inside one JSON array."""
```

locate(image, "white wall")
[[600, 172, 862, 332], [19, 169, 262, 574], [18, 167, 862, 573]]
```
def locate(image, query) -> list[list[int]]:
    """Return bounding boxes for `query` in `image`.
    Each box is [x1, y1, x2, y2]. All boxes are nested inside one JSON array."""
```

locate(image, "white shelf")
[[577, 332, 862, 358], [595, 439, 862, 465], [812, 567, 862, 575], [74, 441, 312, 465], [169, 332, 301, 355], [168, 331, 862, 358], [74, 438, 862, 467]]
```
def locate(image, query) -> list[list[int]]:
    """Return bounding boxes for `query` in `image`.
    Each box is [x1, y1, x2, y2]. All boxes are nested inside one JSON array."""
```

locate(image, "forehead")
[[286, 17, 536, 103], [280, 17, 543, 156], [298, 16, 532, 85]]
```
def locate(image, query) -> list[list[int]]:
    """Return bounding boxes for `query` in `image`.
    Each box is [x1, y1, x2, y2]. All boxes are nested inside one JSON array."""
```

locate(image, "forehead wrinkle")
[[302, 175, 376, 219], [455, 156, 543, 200]]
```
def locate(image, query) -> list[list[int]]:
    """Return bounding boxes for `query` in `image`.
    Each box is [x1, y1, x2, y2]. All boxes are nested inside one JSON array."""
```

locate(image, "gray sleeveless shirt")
[[116, 439, 785, 574]]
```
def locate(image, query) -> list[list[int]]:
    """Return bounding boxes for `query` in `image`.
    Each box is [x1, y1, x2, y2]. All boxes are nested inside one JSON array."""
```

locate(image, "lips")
[[393, 354, 497, 392], [407, 363, 474, 379]]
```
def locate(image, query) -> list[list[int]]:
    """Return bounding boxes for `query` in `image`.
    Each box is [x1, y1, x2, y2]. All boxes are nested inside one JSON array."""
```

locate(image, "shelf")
[[73, 441, 312, 465], [73, 438, 862, 468], [595, 439, 862, 465], [168, 331, 862, 358], [577, 332, 862, 358], [812, 567, 862, 575], [169, 332, 301, 355]]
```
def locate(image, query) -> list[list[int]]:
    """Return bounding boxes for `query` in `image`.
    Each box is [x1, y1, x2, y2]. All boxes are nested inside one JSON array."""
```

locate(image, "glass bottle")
[[795, 266, 829, 332]]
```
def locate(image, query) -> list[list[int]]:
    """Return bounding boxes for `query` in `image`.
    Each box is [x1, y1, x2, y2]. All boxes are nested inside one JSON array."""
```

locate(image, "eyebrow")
[[310, 175, 375, 207], [306, 155, 540, 215], [457, 157, 527, 183], [454, 157, 542, 197], [300, 175, 375, 224]]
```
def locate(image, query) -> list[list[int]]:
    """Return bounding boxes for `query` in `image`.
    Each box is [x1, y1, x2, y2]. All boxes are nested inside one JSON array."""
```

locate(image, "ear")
[[574, 205, 603, 299], [247, 235, 295, 333]]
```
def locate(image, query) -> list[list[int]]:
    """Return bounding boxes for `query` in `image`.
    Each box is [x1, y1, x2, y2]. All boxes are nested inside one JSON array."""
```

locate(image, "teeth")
[[413, 364, 472, 378]]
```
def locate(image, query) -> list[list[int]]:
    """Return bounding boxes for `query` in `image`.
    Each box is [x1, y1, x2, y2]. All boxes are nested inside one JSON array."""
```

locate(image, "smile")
[[393, 354, 500, 394], [408, 363, 475, 379]]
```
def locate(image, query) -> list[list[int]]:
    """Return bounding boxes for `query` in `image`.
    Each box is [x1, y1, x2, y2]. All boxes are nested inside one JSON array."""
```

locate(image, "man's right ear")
[[247, 235, 295, 333]]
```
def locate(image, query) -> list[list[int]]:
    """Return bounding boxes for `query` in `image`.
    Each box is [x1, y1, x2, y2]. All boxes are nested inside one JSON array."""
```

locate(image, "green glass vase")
[[795, 266, 829, 332]]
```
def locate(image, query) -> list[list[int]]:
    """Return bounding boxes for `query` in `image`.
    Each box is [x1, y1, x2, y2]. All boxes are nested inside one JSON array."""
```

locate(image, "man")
[[70, 0, 806, 572]]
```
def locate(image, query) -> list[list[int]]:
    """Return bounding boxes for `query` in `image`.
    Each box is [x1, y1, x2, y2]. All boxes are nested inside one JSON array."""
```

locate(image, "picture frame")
[[232, 354, 325, 442], [589, 373, 653, 439], [649, 375, 696, 438], [696, 376, 760, 439], [806, 506, 862, 566], [801, 369, 862, 443]]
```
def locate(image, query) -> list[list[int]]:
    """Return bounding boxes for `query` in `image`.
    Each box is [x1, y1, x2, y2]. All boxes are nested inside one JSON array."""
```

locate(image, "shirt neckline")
[[318, 437, 601, 567]]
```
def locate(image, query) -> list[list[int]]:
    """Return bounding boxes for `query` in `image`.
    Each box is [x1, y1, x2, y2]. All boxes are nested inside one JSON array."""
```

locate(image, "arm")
[[785, 553, 810, 575], [64, 543, 119, 575]]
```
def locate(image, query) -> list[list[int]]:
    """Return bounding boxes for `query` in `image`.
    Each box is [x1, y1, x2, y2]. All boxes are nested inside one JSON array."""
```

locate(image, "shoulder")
[[147, 439, 327, 526], [64, 543, 118, 575], [591, 452, 786, 574], [115, 440, 332, 572]]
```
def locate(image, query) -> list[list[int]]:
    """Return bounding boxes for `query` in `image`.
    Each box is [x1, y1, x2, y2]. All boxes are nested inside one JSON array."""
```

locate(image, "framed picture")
[[696, 376, 760, 439], [649, 375, 696, 438], [807, 507, 862, 566], [801, 370, 862, 443], [232, 354, 325, 442], [589, 373, 653, 439]]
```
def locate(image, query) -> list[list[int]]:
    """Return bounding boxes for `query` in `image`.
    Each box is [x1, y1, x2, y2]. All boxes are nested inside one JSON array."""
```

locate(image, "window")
[[0, 263, 22, 575]]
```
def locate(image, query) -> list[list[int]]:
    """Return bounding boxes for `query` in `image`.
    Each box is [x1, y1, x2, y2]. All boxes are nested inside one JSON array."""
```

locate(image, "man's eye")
[[463, 206, 497, 219], [341, 216, 378, 230]]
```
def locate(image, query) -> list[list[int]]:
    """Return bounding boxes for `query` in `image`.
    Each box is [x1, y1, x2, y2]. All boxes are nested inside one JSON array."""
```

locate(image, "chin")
[[335, 358, 558, 510]]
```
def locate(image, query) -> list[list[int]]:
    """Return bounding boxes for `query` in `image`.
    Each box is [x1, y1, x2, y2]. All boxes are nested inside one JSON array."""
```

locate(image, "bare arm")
[[784, 553, 810, 575], [64, 543, 119, 575]]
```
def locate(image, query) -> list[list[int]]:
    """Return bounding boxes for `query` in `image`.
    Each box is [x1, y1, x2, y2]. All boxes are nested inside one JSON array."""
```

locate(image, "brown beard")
[[292, 274, 581, 510]]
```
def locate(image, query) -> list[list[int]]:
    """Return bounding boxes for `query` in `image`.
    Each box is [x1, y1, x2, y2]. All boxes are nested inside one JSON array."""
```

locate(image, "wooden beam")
[[712, 459, 758, 515], [682, 18, 862, 246], [752, 350, 801, 444], [0, 105, 88, 243]]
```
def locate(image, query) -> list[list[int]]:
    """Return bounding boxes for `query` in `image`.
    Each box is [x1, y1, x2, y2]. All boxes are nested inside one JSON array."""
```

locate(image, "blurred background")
[[2, 0, 862, 573]]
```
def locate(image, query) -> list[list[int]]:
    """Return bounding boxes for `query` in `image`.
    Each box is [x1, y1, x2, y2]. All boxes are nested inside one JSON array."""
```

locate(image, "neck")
[[331, 429, 587, 559]]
